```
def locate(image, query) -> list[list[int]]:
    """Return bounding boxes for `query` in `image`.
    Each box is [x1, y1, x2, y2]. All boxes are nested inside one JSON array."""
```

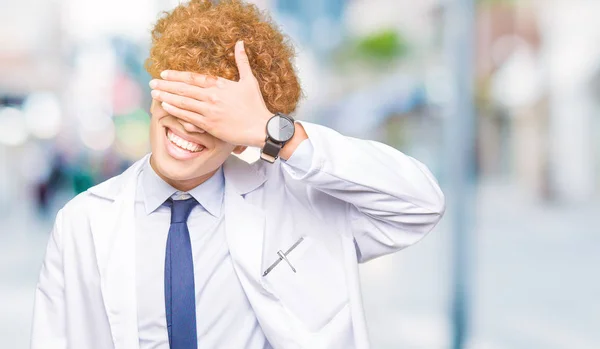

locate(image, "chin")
[[160, 165, 198, 182], [155, 154, 208, 181]]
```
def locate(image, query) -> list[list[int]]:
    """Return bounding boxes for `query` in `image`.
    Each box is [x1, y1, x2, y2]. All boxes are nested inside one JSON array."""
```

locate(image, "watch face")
[[267, 115, 295, 143]]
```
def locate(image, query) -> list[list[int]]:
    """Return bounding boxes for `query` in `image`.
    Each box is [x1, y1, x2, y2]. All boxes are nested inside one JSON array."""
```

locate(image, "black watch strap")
[[260, 138, 282, 163]]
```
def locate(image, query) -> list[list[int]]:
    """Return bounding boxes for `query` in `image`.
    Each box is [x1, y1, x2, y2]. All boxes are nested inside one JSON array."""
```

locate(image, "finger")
[[235, 40, 254, 81], [160, 102, 209, 131], [150, 79, 212, 102], [160, 70, 219, 88], [151, 90, 211, 115]]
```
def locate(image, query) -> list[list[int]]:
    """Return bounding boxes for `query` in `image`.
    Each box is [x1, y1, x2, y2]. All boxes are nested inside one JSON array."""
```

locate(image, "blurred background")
[[1, 0, 599, 348]]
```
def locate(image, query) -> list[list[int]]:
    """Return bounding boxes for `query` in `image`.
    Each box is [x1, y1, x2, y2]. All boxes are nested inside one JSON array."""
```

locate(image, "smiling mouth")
[[166, 128, 205, 153]]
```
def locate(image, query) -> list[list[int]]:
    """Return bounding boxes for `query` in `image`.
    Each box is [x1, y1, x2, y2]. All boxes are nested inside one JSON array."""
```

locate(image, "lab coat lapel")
[[222, 156, 267, 289], [87, 154, 266, 348], [89, 156, 147, 349], [223, 188, 266, 287]]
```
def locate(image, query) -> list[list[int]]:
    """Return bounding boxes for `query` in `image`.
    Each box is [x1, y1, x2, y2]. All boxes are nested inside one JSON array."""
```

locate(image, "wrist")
[[279, 122, 307, 160]]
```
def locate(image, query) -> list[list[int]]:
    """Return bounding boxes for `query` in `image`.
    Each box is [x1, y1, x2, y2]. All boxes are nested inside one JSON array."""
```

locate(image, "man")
[[31, 1, 445, 348]]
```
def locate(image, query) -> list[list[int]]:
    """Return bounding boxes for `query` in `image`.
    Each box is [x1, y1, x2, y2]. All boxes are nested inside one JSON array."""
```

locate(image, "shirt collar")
[[141, 156, 224, 217], [185, 166, 224, 217]]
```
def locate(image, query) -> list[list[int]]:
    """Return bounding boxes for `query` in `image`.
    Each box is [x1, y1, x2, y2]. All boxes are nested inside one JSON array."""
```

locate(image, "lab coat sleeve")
[[31, 209, 67, 349], [281, 121, 445, 263]]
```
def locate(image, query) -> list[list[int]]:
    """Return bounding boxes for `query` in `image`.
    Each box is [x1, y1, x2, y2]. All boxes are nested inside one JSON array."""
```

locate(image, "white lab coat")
[[31, 122, 445, 349]]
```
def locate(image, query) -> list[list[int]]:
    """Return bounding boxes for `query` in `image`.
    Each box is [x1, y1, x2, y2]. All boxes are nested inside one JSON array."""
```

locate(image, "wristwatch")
[[260, 112, 296, 163]]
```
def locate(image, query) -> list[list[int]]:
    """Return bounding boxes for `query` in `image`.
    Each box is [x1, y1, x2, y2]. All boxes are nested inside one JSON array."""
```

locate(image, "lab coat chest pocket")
[[263, 236, 349, 331]]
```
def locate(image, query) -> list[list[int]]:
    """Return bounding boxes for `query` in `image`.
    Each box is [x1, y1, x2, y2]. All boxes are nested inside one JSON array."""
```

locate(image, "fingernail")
[[149, 80, 157, 88], [161, 102, 171, 109], [151, 90, 159, 98], [237, 40, 244, 51], [160, 71, 168, 79]]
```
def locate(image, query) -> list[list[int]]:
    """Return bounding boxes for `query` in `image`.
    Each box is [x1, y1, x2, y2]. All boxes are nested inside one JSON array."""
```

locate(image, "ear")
[[232, 145, 247, 154]]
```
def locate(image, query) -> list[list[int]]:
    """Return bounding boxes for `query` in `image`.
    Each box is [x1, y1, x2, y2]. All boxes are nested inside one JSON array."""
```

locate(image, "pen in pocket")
[[262, 237, 304, 276]]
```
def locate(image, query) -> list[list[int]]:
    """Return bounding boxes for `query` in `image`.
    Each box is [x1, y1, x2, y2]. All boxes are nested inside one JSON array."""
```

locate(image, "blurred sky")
[[1, 0, 599, 348]]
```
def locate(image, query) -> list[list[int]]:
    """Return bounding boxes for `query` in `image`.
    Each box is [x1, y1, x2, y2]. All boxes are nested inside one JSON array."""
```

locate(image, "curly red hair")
[[145, 0, 301, 115]]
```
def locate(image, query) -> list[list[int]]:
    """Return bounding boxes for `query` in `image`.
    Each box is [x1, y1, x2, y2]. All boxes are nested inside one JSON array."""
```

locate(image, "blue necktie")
[[165, 197, 198, 349]]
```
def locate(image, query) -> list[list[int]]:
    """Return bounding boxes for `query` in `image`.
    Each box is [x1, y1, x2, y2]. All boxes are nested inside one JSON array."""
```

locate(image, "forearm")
[[283, 122, 444, 214], [280, 122, 445, 261]]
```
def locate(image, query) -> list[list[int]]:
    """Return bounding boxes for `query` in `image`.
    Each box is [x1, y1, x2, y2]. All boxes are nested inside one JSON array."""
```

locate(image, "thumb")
[[235, 40, 253, 81]]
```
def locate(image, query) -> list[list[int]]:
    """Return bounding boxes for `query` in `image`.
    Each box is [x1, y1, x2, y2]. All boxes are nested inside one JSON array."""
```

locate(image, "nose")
[[179, 120, 206, 133]]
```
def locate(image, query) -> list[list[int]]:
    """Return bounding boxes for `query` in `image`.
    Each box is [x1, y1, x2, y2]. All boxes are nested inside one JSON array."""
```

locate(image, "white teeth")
[[167, 130, 203, 153]]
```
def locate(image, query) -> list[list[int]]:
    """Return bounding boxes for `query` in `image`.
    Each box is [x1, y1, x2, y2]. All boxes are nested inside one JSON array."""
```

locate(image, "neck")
[[150, 157, 218, 192]]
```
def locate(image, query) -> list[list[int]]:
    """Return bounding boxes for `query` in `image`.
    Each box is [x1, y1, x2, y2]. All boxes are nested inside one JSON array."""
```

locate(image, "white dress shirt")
[[134, 157, 272, 349]]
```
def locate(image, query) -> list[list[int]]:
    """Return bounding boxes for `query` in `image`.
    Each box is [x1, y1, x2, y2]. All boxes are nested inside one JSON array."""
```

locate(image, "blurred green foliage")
[[333, 28, 409, 70], [354, 29, 409, 62], [354, 29, 409, 61]]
